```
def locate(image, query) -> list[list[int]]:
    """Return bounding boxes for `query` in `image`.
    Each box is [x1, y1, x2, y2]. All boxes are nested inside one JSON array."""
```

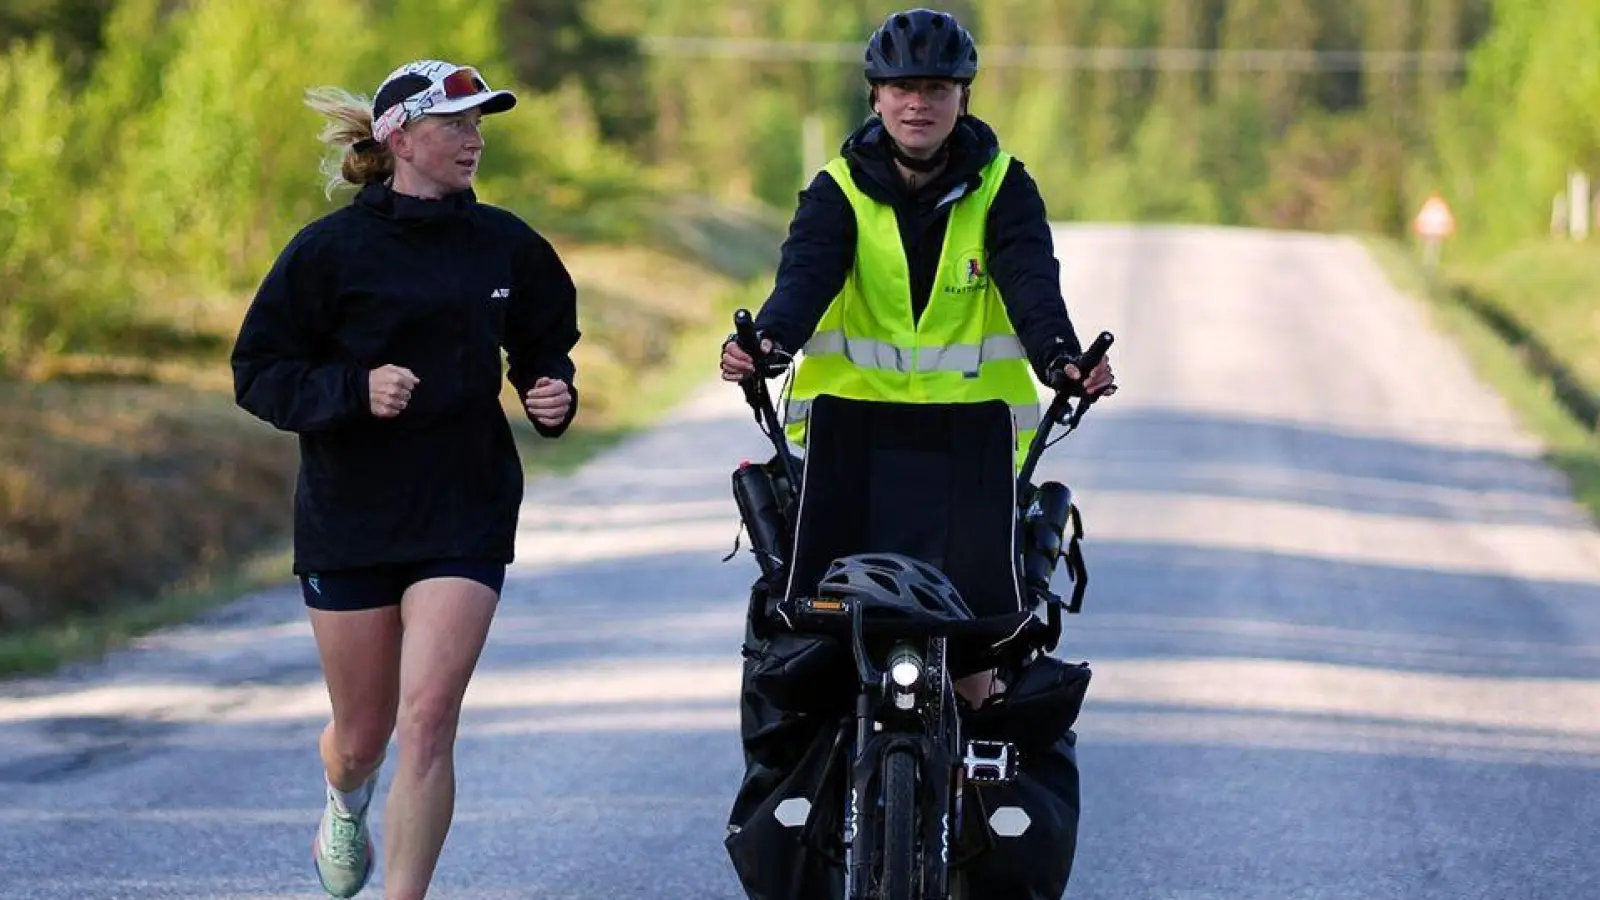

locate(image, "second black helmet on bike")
[[818, 552, 975, 621]]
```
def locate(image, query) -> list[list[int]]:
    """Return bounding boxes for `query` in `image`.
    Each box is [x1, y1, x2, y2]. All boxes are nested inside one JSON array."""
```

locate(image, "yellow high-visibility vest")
[[782, 151, 1041, 469]]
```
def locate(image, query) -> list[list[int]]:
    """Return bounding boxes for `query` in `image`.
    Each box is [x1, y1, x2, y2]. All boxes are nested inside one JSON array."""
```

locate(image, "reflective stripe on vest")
[[803, 330, 1028, 374], [784, 396, 1042, 432]]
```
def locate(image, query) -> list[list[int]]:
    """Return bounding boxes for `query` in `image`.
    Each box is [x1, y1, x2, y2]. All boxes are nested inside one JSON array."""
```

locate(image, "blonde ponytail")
[[304, 86, 394, 198]]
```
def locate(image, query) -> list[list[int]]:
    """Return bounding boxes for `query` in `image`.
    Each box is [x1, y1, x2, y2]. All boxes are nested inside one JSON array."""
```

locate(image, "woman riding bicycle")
[[720, 9, 1115, 899]]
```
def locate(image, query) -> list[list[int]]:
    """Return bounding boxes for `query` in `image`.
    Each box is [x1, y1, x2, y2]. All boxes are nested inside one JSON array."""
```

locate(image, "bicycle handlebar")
[[731, 309, 800, 489], [1016, 330, 1114, 493], [733, 308, 762, 358], [1058, 331, 1115, 390]]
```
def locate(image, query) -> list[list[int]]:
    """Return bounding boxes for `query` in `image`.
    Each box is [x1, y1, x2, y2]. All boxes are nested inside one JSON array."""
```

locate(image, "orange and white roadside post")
[[1414, 192, 1456, 275]]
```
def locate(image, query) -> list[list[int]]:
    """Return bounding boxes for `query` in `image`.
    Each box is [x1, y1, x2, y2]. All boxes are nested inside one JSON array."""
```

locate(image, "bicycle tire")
[[880, 748, 919, 900]]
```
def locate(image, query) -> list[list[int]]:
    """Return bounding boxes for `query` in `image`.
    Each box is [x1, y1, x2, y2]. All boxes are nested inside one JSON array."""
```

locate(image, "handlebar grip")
[[1076, 331, 1114, 376], [733, 308, 761, 356]]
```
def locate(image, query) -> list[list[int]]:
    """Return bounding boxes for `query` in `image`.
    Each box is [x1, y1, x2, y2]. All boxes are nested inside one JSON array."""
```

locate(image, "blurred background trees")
[[1, 0, 1596, 373]]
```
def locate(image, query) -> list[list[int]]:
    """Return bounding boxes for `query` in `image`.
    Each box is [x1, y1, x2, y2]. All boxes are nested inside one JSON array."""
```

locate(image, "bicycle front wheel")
[[880, 748, 919, 900]]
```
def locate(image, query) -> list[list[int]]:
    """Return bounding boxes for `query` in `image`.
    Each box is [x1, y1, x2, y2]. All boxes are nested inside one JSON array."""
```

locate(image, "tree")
[[0, 0, 115, 83], [499, 0, 656, 151]]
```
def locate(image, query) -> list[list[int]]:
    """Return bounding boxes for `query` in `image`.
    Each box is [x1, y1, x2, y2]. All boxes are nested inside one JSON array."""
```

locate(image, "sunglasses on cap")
[[438, 67, 488, 99]]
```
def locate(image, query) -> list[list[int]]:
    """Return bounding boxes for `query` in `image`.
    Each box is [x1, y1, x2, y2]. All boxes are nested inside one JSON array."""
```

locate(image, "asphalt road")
[[3, 224, 1599, 899]]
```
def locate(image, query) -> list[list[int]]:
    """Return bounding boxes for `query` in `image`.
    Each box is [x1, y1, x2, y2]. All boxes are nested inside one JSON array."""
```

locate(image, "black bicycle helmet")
[[863, 9, 979, 83], [818, 552, 975, 621]]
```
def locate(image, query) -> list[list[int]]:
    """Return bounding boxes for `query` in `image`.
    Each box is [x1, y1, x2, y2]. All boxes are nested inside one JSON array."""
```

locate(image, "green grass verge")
[[1447, 242, 1600, 400], [1360, 234, 1600, 525], [0, 547, 293, 677]]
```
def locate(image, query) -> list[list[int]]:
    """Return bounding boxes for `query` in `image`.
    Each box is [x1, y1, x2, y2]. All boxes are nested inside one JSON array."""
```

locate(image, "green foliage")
[[1250, 110, 1389, 232], [749, 89, 806, 208], [1428, 0, 1600, 251], [2, 0, 1598, 376], [498, 0, 655, 149], [1449, 240, 1600, 398], [0, 0, 112, 82], [609, 0, 1494, 239], [0, 38, 78, 368], [0, 0, 651, 375]]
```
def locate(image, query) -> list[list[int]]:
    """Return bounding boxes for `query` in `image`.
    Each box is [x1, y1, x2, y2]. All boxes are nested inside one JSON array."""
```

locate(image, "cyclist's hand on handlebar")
[[1057, 355, 1117, 398], [723, 333, 792, 381], [721, 336, 772, 382]]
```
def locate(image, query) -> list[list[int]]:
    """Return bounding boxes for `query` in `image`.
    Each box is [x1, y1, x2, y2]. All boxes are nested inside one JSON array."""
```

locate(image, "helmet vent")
[[868, 570, 899, 593]]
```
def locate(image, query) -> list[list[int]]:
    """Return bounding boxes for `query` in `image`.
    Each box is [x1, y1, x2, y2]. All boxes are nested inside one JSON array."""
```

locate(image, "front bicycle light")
[[887, 641, 923, 709]]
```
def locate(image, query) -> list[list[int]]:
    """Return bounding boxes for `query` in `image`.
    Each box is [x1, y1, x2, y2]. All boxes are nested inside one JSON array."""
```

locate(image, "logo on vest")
[[946, 255, 989, 295]]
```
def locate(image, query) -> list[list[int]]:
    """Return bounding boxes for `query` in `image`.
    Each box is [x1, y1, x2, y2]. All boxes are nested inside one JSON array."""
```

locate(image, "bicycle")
[[727, 308, 1113, 900]]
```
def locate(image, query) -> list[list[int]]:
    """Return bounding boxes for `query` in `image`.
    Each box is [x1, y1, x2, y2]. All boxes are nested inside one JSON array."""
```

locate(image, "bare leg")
[[381, 576, 499, 900], [309, 607, 403, 794]]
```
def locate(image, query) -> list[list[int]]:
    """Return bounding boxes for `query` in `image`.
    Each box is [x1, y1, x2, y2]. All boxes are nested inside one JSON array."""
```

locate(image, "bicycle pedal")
[[962, 740, 1018, 783]]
